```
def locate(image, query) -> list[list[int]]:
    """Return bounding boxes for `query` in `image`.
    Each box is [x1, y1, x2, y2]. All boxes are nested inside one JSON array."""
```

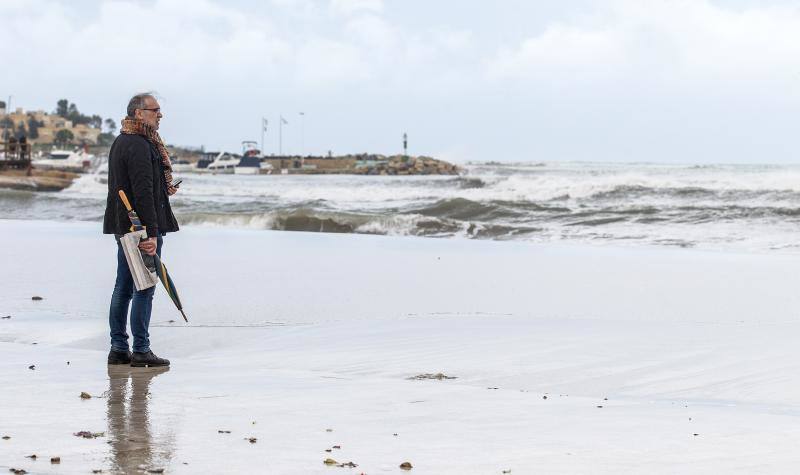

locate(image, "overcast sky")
[[3, 0, 800, 163]]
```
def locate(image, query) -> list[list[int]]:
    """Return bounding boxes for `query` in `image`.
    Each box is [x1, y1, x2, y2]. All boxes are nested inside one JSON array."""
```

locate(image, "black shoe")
[[130, 351, 170, 368], [108, 349, 132, 365]]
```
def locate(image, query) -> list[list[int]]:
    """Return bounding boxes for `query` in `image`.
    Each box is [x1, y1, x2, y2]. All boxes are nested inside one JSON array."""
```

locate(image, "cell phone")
[[173, 179, 183, 188]]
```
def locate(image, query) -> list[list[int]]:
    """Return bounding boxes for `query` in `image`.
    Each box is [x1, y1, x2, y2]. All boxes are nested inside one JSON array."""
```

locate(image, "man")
[[103, 93, 179, 367]]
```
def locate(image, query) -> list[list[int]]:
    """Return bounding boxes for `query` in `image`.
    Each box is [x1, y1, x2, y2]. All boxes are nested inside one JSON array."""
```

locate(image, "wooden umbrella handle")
[[118, 190, 133, 212]]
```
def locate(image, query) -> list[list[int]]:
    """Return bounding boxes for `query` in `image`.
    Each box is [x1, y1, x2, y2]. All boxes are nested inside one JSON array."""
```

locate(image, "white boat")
[[202, 152, 240, 174], [170, 158, 196, 173], [32, 148, 100, 173], [234, 145, 274, 175]]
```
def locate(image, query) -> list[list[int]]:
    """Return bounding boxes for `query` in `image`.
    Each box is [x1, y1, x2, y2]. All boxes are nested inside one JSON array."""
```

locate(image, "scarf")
[[120, 117, 174, 190]]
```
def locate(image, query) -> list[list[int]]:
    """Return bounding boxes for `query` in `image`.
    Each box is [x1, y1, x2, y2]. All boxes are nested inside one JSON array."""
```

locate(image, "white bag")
[[119, 230, 159, 291]]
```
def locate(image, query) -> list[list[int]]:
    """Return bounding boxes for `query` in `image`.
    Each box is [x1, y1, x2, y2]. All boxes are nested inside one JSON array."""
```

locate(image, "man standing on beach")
[[103, 93, 179, 367]]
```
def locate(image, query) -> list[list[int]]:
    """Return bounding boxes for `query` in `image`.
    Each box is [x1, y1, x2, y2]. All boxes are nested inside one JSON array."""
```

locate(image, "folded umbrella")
[[118, 190, 189, 322]]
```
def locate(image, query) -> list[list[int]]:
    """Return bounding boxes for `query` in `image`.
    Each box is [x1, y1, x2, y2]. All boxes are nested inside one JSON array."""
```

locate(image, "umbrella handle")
[[118, 190, 134, 212]]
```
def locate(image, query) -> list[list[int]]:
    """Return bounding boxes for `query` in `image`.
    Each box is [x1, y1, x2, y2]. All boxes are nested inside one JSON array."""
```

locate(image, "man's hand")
[[167, 185, 178, 196], [139, 237, 157, 256]]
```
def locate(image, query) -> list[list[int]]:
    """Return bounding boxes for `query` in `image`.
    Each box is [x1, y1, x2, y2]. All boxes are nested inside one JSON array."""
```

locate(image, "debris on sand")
[[25, 455, 37, 460], [31, 296, 43, 301], [2, 435, 10, 440], [80, 392, 92, 399], [246, 437, 257, 443], [407, 373, 456, 380], [1, 315, 10, 319], [73, 431, 105, 439], [502, 470, 512, 474], [325, 449, 332, 453], [28, 365, 35, 370], [325, 428, 333, 432], [400, 461, 413, 470], [337, 461, 358, 468], [9, 468, 27, 474], [332, 445, 341, 449], [93, 470, 104, 473], [147, 469, 164, 474], [217, 430, 231, 434], [323, 458, 338, 465], [50, 457, 60, 464]]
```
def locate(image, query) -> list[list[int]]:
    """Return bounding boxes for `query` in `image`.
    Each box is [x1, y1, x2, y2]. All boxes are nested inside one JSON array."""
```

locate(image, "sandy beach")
[[2, 218, 800, 474]]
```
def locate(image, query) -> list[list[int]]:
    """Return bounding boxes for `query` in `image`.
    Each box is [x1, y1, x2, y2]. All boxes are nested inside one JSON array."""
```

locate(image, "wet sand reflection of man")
[[106, 366, 174, 473]]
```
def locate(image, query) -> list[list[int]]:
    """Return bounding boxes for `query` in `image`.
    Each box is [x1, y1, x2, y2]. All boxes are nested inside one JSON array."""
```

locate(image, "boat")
[[234, 142, 273, 175], [32, 148, 100, 173], [202, 152, 240, 174], [170, 158, 196, 173]]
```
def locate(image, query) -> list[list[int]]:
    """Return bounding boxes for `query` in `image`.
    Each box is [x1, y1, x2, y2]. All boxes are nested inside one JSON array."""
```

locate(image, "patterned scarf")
[[120, 117, 174, 190]]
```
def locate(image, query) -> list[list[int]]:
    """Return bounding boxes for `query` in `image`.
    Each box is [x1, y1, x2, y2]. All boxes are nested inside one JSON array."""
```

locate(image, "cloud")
[[485, 0, 800, 95], [330, 0, 382, 16]]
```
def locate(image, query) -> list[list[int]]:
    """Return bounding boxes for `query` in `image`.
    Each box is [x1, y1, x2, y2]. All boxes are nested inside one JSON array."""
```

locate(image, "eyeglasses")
[[139, 108, 161, 113]]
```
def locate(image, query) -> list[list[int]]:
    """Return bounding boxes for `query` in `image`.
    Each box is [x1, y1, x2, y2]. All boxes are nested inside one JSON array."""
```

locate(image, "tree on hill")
[[56, 99, 69, 117], [54, 99, 93, 125], [54, 129, 74, 147], [104, 118, 117, 134], [27, 117, 41, 139]]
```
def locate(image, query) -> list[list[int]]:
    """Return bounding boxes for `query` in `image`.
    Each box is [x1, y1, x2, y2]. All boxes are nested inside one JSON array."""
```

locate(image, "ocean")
[[3, 161, 800, 253]]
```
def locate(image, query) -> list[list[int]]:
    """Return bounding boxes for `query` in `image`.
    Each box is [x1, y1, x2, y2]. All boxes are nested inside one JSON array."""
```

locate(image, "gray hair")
[[126, 92, 156, 118]]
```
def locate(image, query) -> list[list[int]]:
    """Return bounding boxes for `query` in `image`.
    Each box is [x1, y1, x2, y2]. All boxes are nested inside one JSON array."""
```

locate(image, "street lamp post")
[[299, 111, 305, 165]]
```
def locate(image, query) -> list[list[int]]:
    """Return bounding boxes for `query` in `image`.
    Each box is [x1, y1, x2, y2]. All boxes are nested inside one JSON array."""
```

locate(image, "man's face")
[[135, 96, 162, 130]]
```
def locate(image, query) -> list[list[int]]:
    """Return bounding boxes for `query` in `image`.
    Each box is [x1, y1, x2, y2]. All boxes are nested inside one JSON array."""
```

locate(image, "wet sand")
[[2, 219, 800, 474]]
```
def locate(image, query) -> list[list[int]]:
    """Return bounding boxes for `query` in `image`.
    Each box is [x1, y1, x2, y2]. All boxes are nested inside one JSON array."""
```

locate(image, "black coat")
[[103, 134, 179, 237]]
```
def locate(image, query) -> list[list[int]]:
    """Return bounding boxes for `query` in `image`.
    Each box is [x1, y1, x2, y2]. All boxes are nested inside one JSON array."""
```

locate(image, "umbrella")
[[118, 190, 189, 322]]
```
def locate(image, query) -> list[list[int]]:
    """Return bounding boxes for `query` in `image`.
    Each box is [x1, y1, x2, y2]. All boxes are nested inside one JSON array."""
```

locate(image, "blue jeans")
[[109, 235, 163, 353]]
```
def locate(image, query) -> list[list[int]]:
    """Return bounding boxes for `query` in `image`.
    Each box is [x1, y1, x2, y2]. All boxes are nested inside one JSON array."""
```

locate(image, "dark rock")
[[1, 316, 10, 319], [2, 435, 10, 440], [31, 296, 43, 301], [246, 437, 257, 443], [217, 430, 231, 434], [9, 468, 27, 474], [80, 392, 92, 399], [28, 365, 35, 370], [50, 457, 60, 464], [24, 455, 36, 460], [407, 373, 456, 380], [543, 396, 547, 400], [400, 461, 413, 470]]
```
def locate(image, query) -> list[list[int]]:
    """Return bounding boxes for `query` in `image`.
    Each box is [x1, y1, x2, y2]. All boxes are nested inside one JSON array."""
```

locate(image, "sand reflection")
[[106, 366, 173, 474]]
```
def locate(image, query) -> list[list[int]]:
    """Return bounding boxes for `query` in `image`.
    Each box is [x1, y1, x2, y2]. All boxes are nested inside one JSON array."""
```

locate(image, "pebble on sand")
[[407, 373, 456, 380], [2, 435, 10, 440], [80, 392, 92, 399], [50, 457, 61, 464], [31, 296, 43, 301], [400, 461, 414, 470], [246, 437, 257, 443], [25, 455, 37, 460], [9, 468, 27, 474], [323, 458, 338, 465], [28, 365, 35, 370]]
